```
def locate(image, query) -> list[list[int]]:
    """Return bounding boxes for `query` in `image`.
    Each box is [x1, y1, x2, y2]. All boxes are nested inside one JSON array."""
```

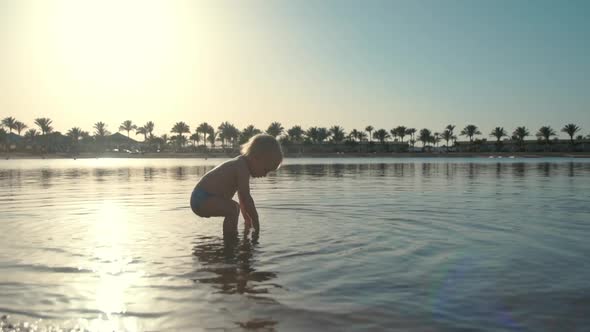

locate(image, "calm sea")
[[1, 157, 589, 332]]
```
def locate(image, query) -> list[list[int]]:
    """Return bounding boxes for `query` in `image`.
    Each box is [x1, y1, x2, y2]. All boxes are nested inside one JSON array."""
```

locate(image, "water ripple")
[[1, 158, 590, 331]]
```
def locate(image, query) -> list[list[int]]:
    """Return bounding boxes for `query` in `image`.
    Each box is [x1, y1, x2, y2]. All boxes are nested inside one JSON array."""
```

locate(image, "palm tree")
[[490, 127, 507, 142], [460, 124, 481, 151], [80, 131, 91, 144], [195, 122, 208, 145], [266, 122, 284, 138], [91, 122, 109, 152], [419, 128, 432, 150], [389, 128, 397, 142], [24, 129, 38, 145], [227, 124, 240, 148], [428, 135, 440, 147], [406, 128, 417, 147], [119, 120, 137, 139], [365, 125, 374, 143], [207, 127, 217, 147], [317, 127, 329, 143], [536, 126, 556, 147], [433, 132, 441, 147], [490, 127, 507, 151], [175, 135, 188, 148], [349, 129, 360, 142], [219, 122, 240, 148], [287, 125, 304, 143], [329, 125, 346, 143], [373, 129, 390, 144], [446, 125, 457, 146], [171, 121, 190, 148], [460, 124, 481, 142], [14, 121, 27, 135], [155, 134, 170, 151], [217, 122, 229, 147], [357, 131, 367, 142], [34, 118, 53, 135], [561, 123, 581, 147], [93, 122, 110, 137], [239, 125, 261, 144], [305, 127, 319, 143], [136, 126, 148, 141], [348, 129, 364, 151], [25, 128, 38, 139], [197, 122, 213, 146], [190, 133, 201, 147], [67, 127, 84, 146], [441, 129, 454, 151], [395, 126, 407, 143], [144, 121, 155, 139], [1, 117, 16, 133], [217, 121, 237, 148], [240, 125, 261, 144], [512, 126, 530, 151]]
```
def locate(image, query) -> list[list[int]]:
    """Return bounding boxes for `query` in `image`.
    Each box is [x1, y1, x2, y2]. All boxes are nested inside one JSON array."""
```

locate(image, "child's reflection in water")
[[192, 229, 281, 330], [191, 228, 280, 296]]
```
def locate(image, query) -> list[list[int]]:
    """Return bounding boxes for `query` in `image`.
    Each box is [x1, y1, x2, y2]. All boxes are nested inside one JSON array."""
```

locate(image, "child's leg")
[[196, 196, 240, 235]]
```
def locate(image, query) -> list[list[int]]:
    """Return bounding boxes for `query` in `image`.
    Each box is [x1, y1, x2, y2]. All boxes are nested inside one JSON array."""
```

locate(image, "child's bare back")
[[195, 155, 248, 200]]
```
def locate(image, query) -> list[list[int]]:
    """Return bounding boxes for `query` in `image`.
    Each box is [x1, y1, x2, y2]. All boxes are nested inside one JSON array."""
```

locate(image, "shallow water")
[[1, 157, 589, 331]]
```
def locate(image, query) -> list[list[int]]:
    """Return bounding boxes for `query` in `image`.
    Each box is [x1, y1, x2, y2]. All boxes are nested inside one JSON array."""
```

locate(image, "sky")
[[1, 0, 589, 138]]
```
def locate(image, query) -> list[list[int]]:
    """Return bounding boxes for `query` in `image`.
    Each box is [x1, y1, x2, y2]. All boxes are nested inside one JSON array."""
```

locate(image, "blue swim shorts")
[[190, 187, 213, 214]]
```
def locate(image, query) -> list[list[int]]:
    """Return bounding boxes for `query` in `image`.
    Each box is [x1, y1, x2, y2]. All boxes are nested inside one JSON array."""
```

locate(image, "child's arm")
[[240, 201, 253, 228], [237, 167, 260, 231]]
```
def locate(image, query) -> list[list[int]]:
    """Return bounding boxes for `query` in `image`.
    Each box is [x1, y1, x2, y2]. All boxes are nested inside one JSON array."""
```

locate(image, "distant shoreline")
[[2, 151, 590, 160]]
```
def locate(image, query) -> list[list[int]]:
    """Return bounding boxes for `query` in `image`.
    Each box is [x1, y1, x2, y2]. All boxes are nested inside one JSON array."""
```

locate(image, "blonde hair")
[[241, 134, 283, 162]]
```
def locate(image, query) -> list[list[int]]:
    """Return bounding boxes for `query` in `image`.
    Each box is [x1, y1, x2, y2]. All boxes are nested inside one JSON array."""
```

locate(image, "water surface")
[[1, 158, 589, 331]]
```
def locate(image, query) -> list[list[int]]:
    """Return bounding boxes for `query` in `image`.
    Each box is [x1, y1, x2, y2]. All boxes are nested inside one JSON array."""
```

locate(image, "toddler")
[[190, 134, 283, 235]]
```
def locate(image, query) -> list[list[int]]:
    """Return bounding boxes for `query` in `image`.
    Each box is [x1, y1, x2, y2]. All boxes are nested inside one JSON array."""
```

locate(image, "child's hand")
[[239, 198, 259, 231]]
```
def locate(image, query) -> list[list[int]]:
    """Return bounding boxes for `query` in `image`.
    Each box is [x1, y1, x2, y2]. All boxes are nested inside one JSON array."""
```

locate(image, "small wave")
[[0, 308, 56, 320], [1, 263, 93, 274], [39, 247, 69, 254]]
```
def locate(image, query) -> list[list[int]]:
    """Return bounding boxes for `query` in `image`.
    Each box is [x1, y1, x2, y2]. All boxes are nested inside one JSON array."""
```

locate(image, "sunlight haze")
[[1, 0, 589, 137]]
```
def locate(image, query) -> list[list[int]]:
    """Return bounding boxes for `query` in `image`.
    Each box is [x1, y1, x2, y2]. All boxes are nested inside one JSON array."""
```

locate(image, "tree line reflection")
[[1, 162, 589, 188]]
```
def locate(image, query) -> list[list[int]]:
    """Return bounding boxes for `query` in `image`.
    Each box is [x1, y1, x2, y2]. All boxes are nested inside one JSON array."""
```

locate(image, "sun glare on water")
[[91, 200, 142, 331]]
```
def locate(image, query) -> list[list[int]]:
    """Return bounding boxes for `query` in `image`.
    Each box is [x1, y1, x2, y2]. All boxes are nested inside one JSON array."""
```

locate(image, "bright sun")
[[50, 0, 177, 90]]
